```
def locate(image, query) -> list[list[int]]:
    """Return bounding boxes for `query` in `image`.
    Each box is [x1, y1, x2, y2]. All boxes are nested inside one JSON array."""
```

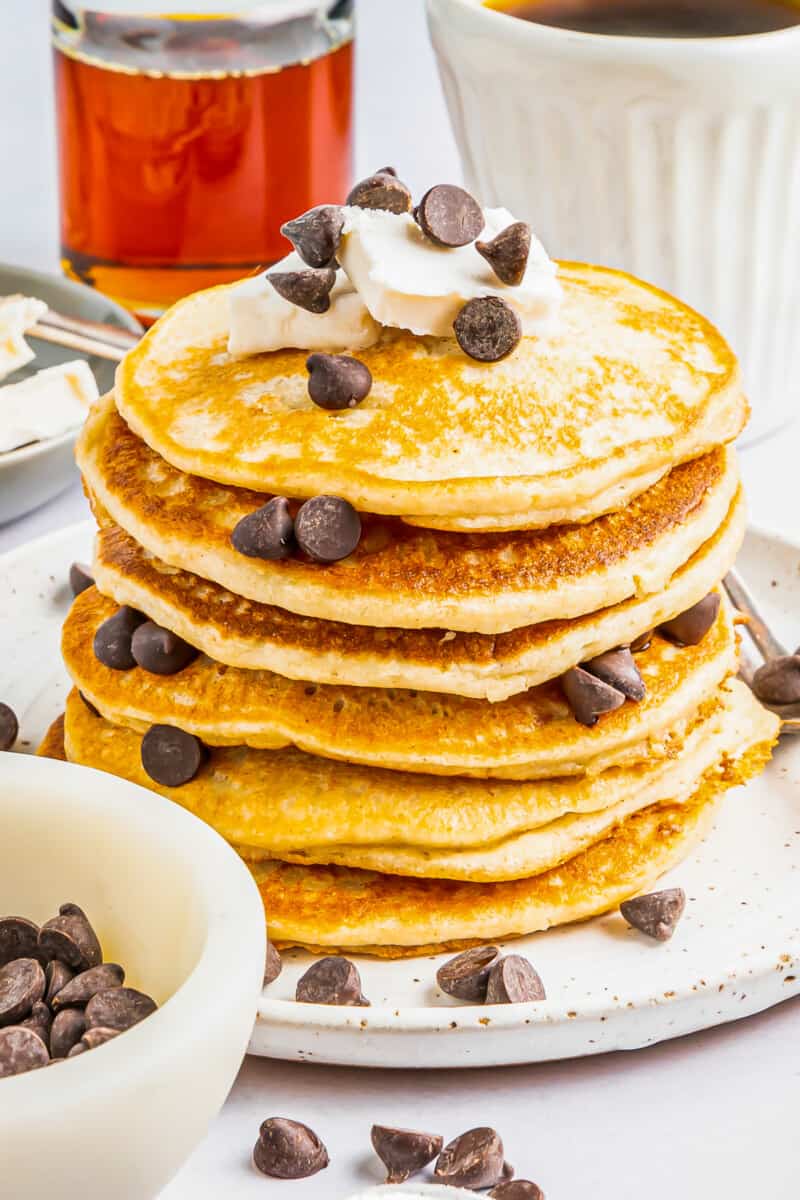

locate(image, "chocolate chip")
[[79, 692, 101, 718], [435, 1127, 506, 1190], [0, 917, 39, 967], [0, 1026, 49, 1077], [93, 605, 146, 671], [620, 887, 686, 941], [375, 165, 397, 177], [45, 959, 73, 1006], [69, 561, 95, 596], [371, 1125, 444, 1183], [582, 647, 646, 702], [50, 1007, 87, 1058], [306, 353, 372, 411], [253, 1118, 329, 1179], [268, 267, 336, 314], [51, 962, 125, 1011], [67, 1041, 87, 1058], [486, 955, 546, 1004], [752, 656, 800, 706], [491, 1181, 545, 1199], [131, 621, 198, 676], [281, 205, 344, 268], [21, 1001, 52, 1048], [0, 703, 19, 751], [561, 666, 625, 727], [436, 945, 501, 1002], [454, 296, 522, 362], [85, 987, 157, 1032], [629, 630, 653, 653], [659, 593, 720, 646], [347, 172, 413, 213], [295, 956, 369, 1006], [80, 1025, 120, 1050], [416, 184, 484, 247], [295, 495, 361, 563], [0, 958, 46, 1026], [141, 724, 206, 787], [476, 222, 532, 286], [38, 904, 102, 972], [232, 496, 296, 562], [264, 941, 283, 987]]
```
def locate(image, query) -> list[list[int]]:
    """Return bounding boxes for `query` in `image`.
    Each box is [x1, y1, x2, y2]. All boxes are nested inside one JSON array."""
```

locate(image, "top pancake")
[[115, 263, 746, 528]]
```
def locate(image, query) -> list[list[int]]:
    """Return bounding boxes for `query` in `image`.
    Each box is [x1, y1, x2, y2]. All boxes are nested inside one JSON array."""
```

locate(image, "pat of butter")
[[338, 206, 562, 339], [0, 359, 99, 453], [0, 295, 48, 382], [227, 252, 381, 356]]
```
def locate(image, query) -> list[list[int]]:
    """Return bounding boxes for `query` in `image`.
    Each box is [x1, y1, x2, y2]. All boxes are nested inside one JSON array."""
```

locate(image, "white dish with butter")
[[0, 752, 266, 1200]]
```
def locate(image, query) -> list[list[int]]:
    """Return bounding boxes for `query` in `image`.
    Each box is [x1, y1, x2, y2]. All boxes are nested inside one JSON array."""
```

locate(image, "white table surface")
[[2, 4, 799, 1198]]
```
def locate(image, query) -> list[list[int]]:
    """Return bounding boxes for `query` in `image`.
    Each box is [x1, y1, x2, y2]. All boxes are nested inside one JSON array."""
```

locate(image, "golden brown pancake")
[[78, 395, 740, 633], [114, 263, 746, 528], [90, 492, 745, 699], [63, 589, 737, 779]]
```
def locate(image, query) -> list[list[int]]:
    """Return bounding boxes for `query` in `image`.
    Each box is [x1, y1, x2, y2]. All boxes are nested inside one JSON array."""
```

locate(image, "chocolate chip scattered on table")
[[371, 1124, 444, 1184], [0, 904, 157, 1079], [435, 1126, 510, 1190], [0, 702, 19, 752], [253, 1117, 329, 1180]]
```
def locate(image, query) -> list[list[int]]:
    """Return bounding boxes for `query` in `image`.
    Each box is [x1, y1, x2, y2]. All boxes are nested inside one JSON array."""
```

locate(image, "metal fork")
[[723, 567, 800, 735]]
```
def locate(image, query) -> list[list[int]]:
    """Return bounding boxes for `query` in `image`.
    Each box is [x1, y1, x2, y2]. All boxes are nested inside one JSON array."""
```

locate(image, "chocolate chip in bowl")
[[0, 752, 265, 1197]]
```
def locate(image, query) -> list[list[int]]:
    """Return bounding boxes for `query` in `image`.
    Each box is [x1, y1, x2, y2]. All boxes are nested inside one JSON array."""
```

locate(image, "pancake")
[[90, 490, 745, 699], [114, 263, 746, 528], [78, 396, 740, 634], [60, 682, 777, 881], [63, 590, 737, 779], [37, 714, 66, 760]]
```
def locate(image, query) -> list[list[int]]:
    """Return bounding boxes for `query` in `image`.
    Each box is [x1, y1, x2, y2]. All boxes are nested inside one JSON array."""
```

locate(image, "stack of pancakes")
[[43, 259, 779, 957]]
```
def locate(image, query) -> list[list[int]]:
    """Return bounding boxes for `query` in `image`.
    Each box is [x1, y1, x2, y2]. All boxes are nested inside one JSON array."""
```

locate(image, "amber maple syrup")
[[52, 4, 354, 323]]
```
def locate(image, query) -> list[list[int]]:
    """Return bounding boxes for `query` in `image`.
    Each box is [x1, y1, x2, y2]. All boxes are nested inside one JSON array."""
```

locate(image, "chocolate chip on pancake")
[[38, 903, 102, 972], [620, 887, 686, 941], [49, 1007, 86, 1058], [0, 1026, 50, 1077], [93, 605, 147, 671], [454, 296, 522, 362], [371, 1125, 444, 1183], [347, 171, 413, 213], [69, 561, 95, 597], [232, 496, 296, 562], [629, 630, 653, 653], [416, 183, 484, 247], [659, 592, 720, 646], [131, 621, 199, 676], [85, 986, 157, 1032], [582, 647, 646, 702], [306, 353, 372, 410], [281, 205, 344, 268], [263, 941, 283, 987], [295, 495, 361, 563], [486, 955, 546, 1004], [141, 724, 206, 787], [79, 692, 101, 718], [295, 956, 369, 1006], [253, 1118, 329, 1180], [0, 917, 39, 967], [476, 222, 532, 286], [491, 1181, 545, 1199], [0, 959, 46, 1026], [267, 267, 336, 314], [435, 1127, 506, 1190], [0, 702, 19, 752], [752, 655, 800, 706], [436, 945, 501, 1002], [561, 666, 625, 727]]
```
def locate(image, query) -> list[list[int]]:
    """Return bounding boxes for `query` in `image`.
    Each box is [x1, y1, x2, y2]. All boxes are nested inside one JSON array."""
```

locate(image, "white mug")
[[427, 0, 800, 444]]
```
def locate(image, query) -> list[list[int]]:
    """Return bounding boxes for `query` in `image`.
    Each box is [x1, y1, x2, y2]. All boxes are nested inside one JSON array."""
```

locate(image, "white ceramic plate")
[[2, 520, 799, 1069], [0, 264, 141, 525]]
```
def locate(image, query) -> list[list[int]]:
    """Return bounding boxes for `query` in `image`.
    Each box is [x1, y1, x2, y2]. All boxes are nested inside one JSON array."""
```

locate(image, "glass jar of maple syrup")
[[52, 1, 354, 323]]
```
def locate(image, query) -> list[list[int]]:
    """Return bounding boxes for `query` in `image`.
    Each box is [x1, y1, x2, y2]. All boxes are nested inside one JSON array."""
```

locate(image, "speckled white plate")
[[2, 520, 799, 1069]]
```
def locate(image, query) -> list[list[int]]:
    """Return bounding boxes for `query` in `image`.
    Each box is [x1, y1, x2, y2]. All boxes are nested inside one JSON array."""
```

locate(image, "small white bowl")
[[0, 428, 81, 526], [0, 753, 266, 1200]]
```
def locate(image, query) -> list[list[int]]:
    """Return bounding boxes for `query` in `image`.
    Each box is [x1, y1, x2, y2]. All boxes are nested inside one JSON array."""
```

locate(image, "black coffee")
[[487, 0, 800, 37]]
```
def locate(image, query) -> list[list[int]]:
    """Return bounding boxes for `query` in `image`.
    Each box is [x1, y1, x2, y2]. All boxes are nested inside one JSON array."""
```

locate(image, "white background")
[[1, 4, 799, 1198]]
